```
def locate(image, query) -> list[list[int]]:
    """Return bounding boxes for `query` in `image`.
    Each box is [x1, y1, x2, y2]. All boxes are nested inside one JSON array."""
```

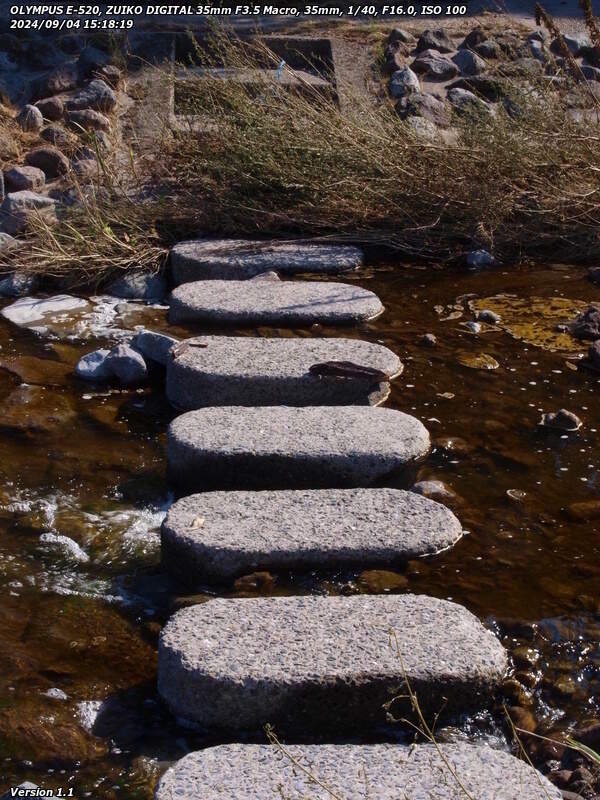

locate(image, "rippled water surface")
[[0, 262, 599, 797]]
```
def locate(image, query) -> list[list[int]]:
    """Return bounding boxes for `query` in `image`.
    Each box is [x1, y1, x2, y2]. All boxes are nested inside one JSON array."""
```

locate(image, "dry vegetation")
[[3, 8, 600, 284]]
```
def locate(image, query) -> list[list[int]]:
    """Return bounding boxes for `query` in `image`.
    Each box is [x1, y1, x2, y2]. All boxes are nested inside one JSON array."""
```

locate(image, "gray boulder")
[[33, 62, 78, 98], [396, 92, 451, 127], [452, 49, 486, 76], [24, 147, 70, 180], [459, 27, 487, 50], [66, 79, 117, 113], [388, 28, 416, 45], [474, 39, 502, 59], [17, 104, 43, 132], [0, 272, 38, 298], [389, 66, 420, 98], [105, 343, 148, 385], [416, 28, 454, 54], [105, 271, 167, 301], [529, 39, 549, 63], [412, 50, 460, 80], [68, 109, 110, 131], [447, 87, 489, 113], [75, 349, 111, 381], [4, 166, 45, 192], [35, 96, 64, 121], [135, 329, 178, 366], [0, 191, 58, 235], [550, 32, 591, 57]]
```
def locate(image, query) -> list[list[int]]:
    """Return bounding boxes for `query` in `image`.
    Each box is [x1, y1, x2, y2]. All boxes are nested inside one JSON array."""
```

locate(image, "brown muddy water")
[[0, 263, 599, 798]]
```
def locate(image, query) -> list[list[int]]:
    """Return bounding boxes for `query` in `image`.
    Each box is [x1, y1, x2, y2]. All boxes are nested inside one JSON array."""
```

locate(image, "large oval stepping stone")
[[166, 336, 402, 409], [162, 488, 462, 584], [157, 594, 508, 731], [167, 406, 430, 490], [169, 280, 383, 327], [155, 743, 561, 800], [170, 239, 364, 283]]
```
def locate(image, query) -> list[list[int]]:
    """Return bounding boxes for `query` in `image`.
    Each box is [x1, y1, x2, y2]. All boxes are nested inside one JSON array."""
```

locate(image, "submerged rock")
[[39, 531, 89, 562], [569, 305, 600, 340], [466, 249, 495, 268], [0, 385, 76, 434], [476, 309, 501, 324], [539, 409, 582, 432]]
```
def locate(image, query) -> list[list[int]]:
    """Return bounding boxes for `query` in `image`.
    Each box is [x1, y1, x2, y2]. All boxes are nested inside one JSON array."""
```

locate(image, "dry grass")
[[4, 18, 600, 282]]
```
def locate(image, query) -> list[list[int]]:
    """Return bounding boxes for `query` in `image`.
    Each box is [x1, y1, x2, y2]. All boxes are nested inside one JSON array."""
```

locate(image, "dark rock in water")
[[396, 92, 451, 127], [416, 28, 454, 54], [249, 270, 280, 282], [587, 340, 600, 370], [358, 569, 408, 593], [24, 146, 70, 180], [569, 305, 600, 340], [412, 50, 460, 80], [419, 333, 437, 347], [565, 500, 600, 521], [573, 721, 600, 750], [35, 96, 64, 121], [476, 309, 500, 324], [0, 385, 76, 434], [135, 330, 178, 366], [411, 480, 457, 502], [539, 409, 582, 432], [234, 571, 276, 593], [506, 705, 537, 733], [106, 271, 167, 301], [459, 27, 487, 50], [466, 249, 496, 267]]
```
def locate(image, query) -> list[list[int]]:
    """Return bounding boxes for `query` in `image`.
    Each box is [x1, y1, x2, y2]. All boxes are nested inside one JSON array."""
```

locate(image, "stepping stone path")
[[161, 488, 463, 583], [128, 234, 537, 794], [169, 280, 383, 326], [170, 239, 364, 283], [157, 594, 508, 731], [167, 406, 430, 490], [166, 336, 402, 409], [155, 743, 562, 800]]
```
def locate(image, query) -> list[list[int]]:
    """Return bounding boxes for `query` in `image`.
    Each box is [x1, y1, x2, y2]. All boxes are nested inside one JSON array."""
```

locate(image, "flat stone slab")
[[166, 336, 402, 409], [162, 488, 462, 584], [167, 406, 430, 490], [155, 743, 561, 800], [158, 594, 508, 731], [169, 280, 383, 327], [170, 239, 364, 283]]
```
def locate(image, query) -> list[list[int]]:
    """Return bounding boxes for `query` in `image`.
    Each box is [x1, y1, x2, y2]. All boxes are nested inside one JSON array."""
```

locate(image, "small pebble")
[[419, 333, 437, 347]]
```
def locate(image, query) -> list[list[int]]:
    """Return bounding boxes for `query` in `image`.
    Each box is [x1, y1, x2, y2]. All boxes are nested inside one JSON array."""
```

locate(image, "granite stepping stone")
[[166, 336, 402, 409], [157, 594, 508, 732], [154, 743, 561, 800], [162, 488, 462, 584], [166, 406, 430, 491], [169, 280, 383, 327], [170, 239, 364, 283]]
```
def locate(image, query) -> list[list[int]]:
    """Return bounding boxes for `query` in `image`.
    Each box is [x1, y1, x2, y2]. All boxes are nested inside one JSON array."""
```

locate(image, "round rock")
[[166, 336, 402, 409], [155, 743, 561, 800], [169, 280, 384, 327], [157, 594, 508, 731], [161, 487, 462, 584], [170, 239, 364, 283], [166, 406, 430, 490]]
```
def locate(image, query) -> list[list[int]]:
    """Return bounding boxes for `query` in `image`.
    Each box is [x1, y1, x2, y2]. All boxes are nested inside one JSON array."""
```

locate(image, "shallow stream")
[[0, 262, 599, 797]]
